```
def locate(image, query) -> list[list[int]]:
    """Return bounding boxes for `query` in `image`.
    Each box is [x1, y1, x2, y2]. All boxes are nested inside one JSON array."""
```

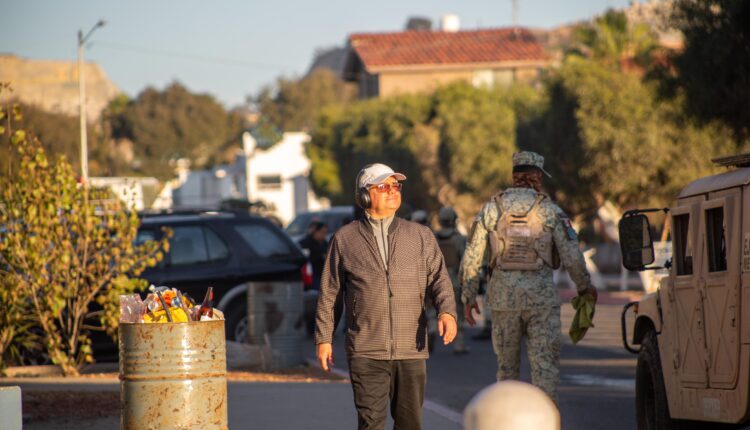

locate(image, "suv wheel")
[[637, 331, 676, 430], [225, 300, 248, 343]]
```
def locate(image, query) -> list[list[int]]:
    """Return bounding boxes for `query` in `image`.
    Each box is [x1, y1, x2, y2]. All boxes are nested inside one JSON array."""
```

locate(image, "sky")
[[2, 0, 630, 107]]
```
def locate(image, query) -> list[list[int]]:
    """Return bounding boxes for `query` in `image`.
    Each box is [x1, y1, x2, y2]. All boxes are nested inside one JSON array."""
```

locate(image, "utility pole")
[[512, 0, 520, 37], [78, 19, 105, 185]]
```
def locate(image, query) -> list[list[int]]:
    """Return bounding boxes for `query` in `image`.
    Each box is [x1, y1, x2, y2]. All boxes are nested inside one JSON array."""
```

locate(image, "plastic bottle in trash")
[[198, 287, 214, 321]]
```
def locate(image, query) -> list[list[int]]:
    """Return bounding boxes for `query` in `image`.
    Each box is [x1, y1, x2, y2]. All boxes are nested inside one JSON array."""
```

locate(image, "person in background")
[[435, 206, 469, 354], [298, 220, 329, 291], [460, 151, 597, 403], [411, 209, 429, 226], [298, 220, 331, 336]]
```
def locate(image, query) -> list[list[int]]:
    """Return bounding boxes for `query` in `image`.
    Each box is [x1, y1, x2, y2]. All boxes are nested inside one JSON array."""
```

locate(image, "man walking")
[[434, 206, 469, 353], [460, 151, 597, 403], [315, 163, 458, 430]]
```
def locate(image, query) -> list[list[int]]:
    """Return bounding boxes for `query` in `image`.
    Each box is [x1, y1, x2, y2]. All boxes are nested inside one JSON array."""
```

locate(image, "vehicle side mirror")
[[619, 214, 655, 271]]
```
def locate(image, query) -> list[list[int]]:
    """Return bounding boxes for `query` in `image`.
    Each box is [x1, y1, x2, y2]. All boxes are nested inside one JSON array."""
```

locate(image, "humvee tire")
[[637, 331, 676, 430]]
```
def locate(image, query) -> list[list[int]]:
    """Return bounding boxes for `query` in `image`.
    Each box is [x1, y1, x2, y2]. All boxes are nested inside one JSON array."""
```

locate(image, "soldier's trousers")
[[491, 306, 561, 402]]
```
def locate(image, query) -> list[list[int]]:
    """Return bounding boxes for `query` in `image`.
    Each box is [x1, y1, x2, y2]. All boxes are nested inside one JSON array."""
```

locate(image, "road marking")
[[560, 358, 636, 367], [563, 374, 635, 390], [424, 399, 463, 424], [307, 359, 464, 424]]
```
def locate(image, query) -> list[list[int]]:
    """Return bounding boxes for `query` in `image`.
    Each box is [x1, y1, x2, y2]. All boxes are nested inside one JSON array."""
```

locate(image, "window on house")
[[672, 214, 693, 276], [258, 175, 282, 190], [493, 69, 514, 86], [705, 207, 727, 272], [472, 70, 494, 88]]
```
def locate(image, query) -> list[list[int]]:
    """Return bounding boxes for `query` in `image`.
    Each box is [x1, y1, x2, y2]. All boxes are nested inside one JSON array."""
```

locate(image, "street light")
[[78, 19, 106, 185]]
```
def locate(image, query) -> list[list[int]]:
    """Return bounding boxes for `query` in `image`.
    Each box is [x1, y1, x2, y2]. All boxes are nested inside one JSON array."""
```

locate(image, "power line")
[[95, 40, 295, 70]]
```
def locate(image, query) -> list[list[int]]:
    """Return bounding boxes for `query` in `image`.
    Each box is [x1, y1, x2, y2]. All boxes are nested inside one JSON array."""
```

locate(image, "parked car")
[[92, 210, 306, 358], [285, 206, 356, 244]]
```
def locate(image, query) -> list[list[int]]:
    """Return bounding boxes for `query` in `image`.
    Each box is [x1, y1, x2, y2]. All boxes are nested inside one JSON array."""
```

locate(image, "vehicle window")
[[672, 214, 692, 276], [135, 229, 156, 245], [705, 207, 727, 272], [324, 213, 353, 231], [286, 214, 316, 236], [170, 226, 210, 266], [205, 228, 229, 261], [234, 224, 293, 258]]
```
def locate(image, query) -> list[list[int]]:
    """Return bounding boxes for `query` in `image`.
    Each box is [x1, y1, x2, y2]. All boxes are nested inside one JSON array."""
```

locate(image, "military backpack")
[[489, 192, 560, 271]]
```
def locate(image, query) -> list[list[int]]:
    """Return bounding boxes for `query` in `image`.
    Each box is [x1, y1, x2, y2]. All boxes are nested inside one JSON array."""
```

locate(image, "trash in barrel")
[[247, 281, 305, 368], [119, 286, 228, 430]]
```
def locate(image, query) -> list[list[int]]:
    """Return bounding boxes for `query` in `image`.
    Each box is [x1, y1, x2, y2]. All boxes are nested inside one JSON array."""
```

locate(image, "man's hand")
[[316, 343, 334, 372], [438, 313, 457, 345], [464, 303, 480, 326]]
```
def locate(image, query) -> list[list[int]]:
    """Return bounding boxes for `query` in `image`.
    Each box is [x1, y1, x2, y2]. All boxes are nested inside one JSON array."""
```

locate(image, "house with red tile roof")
[[342, 26, 550, 98]]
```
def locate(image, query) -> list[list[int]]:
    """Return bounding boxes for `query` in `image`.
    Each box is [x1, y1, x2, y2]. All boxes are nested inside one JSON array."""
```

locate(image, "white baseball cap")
[[357, 163, 407, 188]]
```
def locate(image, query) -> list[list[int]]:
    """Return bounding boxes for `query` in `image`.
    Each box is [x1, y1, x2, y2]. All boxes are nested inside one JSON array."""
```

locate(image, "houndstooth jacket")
[[314, 217, 457, 360]]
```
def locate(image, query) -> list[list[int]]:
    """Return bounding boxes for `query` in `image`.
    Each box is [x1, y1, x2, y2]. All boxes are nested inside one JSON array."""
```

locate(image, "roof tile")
[[349, 28, 548, 69]]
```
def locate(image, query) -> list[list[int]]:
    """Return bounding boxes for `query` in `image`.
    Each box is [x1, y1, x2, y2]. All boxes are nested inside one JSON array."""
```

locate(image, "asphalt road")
[[424, 301, 638, 430], [313, 292, 640, 430]]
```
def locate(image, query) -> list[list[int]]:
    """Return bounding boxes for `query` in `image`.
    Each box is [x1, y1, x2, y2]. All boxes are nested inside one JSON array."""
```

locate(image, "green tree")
[[570, 9, 657, 68], [0, 102, 168, 375], [666, 0, 750, 143], [308, 82, 521, 220], [112, 82, 246, 180], [0, 101, 102, 180], [433, 83, 517, 204], [257, 69, 357, 132], [539, 56, 733, 216]]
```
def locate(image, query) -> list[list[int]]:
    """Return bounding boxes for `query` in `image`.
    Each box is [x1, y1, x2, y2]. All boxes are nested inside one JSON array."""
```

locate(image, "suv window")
[[169, 225, 229, 266], [286, 213, 316, 237], [286, 211, 353, 237], [673, 214, 693, 276], [705, 207, 727, 272], [135, 229, 156, 245], [234, 223, 293, 258]]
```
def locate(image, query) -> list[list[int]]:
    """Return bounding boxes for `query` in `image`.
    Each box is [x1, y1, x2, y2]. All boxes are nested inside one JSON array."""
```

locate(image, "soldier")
[[460, 151, 597, 403], [435, 206, 469, 353]]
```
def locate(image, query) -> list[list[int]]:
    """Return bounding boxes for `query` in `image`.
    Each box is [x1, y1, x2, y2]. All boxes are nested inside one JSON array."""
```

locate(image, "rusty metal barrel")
[[119, 320, 228, 430], [247, 281, 304, 368]]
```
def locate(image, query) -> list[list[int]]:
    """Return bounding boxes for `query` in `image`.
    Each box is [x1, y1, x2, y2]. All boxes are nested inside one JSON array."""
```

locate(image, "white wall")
[[243, 131, 328, 225]]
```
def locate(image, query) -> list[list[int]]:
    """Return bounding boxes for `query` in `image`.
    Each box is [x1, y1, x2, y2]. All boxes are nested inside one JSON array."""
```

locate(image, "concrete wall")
[[243, 132, 328, 225], [376, 66, 543, 98]]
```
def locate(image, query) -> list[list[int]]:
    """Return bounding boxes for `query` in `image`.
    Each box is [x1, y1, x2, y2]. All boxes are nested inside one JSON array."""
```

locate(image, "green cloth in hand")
[[569, 293, 596, 344]]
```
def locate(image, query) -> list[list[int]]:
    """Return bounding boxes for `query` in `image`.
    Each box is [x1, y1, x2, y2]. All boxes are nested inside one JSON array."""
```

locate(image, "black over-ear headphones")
[[354, 165, 374, 209]]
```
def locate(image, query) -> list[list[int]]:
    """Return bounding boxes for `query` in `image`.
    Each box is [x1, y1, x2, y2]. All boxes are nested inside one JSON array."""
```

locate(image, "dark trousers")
[[348, 357, 426, 430]]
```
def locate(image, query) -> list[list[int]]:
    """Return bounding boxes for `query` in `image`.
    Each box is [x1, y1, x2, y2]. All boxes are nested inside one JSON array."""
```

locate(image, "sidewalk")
[[2, 374, 462, 430]]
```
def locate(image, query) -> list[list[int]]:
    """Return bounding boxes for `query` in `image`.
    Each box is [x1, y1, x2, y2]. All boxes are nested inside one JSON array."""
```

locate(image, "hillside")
[[0, 54, 120, 121]]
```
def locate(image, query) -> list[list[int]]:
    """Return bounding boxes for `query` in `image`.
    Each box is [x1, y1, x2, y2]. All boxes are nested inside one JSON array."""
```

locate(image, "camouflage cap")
[[512, 151, 552, 178]]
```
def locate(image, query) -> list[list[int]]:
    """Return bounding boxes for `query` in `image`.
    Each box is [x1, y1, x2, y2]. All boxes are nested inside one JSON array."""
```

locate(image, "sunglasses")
[[370, 182, 403, 193]]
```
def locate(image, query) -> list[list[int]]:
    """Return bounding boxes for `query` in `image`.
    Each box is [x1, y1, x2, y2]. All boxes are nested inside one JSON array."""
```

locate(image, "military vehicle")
[[619, 153, 750, 429]]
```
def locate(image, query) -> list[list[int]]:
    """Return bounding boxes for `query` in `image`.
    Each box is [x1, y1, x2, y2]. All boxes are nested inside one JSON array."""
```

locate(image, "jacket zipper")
[[381, 221, 394, 359]]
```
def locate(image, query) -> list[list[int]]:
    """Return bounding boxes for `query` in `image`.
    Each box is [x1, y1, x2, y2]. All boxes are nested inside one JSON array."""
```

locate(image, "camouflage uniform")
[[460, 153, 591, 403]]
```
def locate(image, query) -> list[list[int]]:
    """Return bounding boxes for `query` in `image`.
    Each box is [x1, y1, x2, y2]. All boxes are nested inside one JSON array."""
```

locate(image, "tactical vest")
[[437, 233, 461, 270], [489, 192, 559, 271]]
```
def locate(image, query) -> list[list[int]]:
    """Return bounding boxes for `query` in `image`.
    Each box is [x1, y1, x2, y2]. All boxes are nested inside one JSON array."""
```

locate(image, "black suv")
[[94, 211, 305, 357], [133, 211, 306, 342]]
